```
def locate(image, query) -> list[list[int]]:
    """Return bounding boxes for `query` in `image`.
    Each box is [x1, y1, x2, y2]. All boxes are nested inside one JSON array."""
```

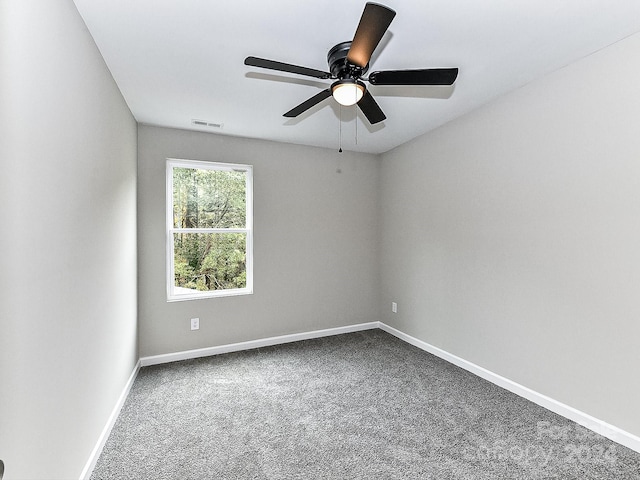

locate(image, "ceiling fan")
[[244, 2, 459, 125]]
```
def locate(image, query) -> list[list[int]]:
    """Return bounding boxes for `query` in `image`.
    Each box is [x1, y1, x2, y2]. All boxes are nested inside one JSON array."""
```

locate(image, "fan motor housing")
[[327, 41, 368, 79]]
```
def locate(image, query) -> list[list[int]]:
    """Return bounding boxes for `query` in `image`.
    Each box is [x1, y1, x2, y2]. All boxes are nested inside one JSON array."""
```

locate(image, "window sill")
[[167, 287, 253, 302]]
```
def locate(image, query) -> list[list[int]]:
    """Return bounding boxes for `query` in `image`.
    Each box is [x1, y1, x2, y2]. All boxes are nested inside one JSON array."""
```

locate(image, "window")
[[167, 159, 253, 301]]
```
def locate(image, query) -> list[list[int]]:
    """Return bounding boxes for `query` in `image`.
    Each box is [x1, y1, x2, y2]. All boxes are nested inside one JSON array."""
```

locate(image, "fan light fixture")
[[331, 79, 365, 106]]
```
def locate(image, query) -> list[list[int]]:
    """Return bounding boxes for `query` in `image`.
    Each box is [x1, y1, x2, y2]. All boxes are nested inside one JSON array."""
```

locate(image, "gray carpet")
[[91, 330, 640, 479]]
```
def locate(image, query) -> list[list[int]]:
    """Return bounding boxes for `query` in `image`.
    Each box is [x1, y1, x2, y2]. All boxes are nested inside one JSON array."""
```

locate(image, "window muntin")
[[167, 159, 253, 301]]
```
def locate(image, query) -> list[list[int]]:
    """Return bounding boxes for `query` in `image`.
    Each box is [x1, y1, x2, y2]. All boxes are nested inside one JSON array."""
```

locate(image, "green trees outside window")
[[168, 160, 253, 299]]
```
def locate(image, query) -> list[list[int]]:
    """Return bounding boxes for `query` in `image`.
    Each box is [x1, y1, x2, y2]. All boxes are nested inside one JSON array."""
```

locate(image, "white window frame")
[[166, 158, 253, 301]]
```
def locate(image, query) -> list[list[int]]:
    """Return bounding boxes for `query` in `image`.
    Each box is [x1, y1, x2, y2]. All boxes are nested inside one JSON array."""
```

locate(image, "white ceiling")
[[73, 0, 640, 154]]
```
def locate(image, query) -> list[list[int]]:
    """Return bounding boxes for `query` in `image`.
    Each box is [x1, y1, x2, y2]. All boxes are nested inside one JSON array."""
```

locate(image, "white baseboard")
[[140, 322, 379, 367], [79, 360, 141, 480], [378, 322, 640, 454]]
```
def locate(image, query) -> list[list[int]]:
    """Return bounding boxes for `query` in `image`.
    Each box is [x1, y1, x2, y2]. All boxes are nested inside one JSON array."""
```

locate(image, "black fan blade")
[[284, 89, 332, 117], [357, 90, 386, 124], [245, 56, 331, 79], [347, 3, 396, 68], [369, 68, 459, 86]]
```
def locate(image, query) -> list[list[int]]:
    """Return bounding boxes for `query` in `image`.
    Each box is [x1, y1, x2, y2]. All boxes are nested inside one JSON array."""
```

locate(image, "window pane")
[[173, 232, 247, 292], [173, 167, 246, 229]]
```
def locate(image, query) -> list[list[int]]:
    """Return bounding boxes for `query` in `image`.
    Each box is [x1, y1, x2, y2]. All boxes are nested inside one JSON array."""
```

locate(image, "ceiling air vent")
[[191, 119, 224, 129]]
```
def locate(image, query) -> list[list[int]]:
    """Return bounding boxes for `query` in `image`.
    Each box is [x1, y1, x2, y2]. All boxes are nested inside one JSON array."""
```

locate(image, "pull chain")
[[355, 105, 358, 146], [338, 104, 343, 153]]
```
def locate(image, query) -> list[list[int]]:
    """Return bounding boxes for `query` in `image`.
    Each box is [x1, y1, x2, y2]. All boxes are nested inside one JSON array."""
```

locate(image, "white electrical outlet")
[[190, 317, 200, 330], [392, 302, 398, 313]]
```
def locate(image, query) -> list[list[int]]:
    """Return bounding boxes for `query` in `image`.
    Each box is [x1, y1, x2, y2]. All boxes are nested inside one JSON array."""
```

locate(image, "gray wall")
[[138, 126, 380, 357], [0, 1, 138, 478], [380, 32, 640, 437]]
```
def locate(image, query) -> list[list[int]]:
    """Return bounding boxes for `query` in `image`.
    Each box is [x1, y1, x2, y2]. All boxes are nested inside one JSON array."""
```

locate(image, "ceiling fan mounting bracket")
[[327, 41, 368, 79]]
